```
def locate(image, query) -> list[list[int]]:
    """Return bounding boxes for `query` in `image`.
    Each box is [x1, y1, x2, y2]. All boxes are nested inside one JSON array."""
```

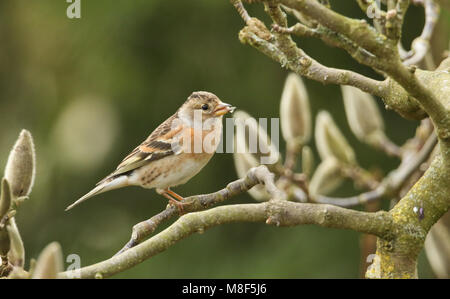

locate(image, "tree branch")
[[115, 165, 285, 255], [241, 0, 450, 142], [278, 0, 395, 57], [239, 27, 388, 97], [59, 200, 392, 279], [371, 151, 450, 278], [314, 131, 438, 207], [403, 0, 440, 66], [55, 0, 449, 280]]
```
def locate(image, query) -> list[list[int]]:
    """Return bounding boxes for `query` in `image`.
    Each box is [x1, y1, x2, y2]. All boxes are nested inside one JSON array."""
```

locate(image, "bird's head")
[[179, 91, 235, 123]]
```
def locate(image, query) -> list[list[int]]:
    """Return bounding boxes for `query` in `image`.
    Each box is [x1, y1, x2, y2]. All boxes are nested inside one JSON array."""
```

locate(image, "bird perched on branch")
[[66, 91, 235, 211]]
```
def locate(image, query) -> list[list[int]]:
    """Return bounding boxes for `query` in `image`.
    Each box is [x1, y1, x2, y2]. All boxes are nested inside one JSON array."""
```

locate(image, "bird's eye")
[[201, 104, 209, 111]]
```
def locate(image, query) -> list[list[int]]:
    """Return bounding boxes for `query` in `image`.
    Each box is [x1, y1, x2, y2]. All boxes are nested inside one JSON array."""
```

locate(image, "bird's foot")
[[158, 188, 189, 215], [168, 198, 188, 215]]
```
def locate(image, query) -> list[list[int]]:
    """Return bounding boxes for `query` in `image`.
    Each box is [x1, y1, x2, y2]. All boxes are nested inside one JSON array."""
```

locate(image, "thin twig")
[[388, 132, 438, 189], [313, 133, 437, 207], [230, 0, 251, 24], [403, 0, 440, 65]]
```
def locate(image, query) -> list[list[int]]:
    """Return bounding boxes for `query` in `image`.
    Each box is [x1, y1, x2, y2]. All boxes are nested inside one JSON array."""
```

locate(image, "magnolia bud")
[[301, 146, 314, 177], [233, 152, 259, 179], [6, 218, 24, 267], [4, 130, 36, 200], [32, 242, 63, 279], [309, 158, 343, 196], [248, 185, 271, 202], [280, 73, 311, 146], [315, 111, 356, 165], [341, 86, 386, 146], [233, 151, 272, 202], [233, 111, 280, 166], [0, 178, 12, 219], [233, 152, 271, 202]]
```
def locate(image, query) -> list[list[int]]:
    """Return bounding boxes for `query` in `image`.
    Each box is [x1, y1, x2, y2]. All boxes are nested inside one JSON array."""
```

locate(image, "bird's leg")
[[166, 188, 192, 214], [165, 188, 185, 202], [156, 188, 188, 215], [159, 192, 185, 214]]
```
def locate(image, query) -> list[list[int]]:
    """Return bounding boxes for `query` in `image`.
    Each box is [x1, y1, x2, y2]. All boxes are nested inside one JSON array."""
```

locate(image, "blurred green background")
[[0, 0, 448, 278]]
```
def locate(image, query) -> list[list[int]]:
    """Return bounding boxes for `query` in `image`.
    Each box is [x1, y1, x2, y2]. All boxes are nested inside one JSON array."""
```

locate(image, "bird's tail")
[[65, 176, 128, 211]]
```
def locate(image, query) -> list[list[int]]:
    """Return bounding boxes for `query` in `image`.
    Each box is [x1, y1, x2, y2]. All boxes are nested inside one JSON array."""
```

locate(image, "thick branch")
[[239, 28, 388, 97], [370, 151, 450, 278], [285, 0, 448, 139], [237, 4, 423, 120], [59, 200, 392, 279], [278, 0, 395, 57], [242, 0, 449, 142], [272, 22, 384, 68], [115, 165, 285, 255]]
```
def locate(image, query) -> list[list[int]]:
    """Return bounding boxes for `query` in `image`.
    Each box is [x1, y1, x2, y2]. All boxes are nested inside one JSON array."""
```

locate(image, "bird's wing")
[[96, 113, 183, 185]]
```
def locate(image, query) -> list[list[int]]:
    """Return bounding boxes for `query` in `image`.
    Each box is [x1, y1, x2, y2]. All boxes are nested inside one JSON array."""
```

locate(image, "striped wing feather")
[[96, 113, 182, 185]]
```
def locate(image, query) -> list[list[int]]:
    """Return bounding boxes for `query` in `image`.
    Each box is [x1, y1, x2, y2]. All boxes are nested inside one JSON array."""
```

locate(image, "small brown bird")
[[66, 91, 235, 211]]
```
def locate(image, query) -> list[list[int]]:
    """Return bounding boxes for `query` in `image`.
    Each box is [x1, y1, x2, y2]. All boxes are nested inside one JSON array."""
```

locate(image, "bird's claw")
[[168, 199, 188, 215]]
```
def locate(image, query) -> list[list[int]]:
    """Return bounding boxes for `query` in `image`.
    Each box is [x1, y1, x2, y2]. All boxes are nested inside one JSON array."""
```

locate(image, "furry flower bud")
[[0, 178, 12, 219], [4, 130, 36, 199], [233, 111, 280, 166], [309, 158, 343, 196], [341, 86, 385, 146], [233, 151, 271, 202], [315, 111, 356, 165], [301, 146, 314, 177], [280, 73, 311, 146], [32, 242, 63, 279], [6, 218, 25, 267]]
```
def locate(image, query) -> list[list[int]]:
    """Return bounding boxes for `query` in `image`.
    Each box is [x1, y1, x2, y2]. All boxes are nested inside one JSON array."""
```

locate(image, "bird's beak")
[[214, 102, 236, 116]]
